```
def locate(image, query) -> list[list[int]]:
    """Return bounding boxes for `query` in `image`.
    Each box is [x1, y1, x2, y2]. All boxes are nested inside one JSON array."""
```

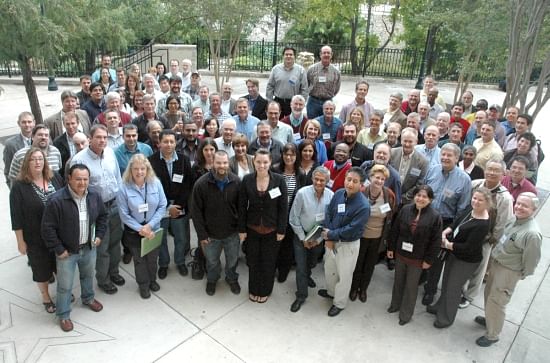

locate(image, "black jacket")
[[191, 171, 240, 240], [53, 133, 71, 177], [149, 151, 193, 214], [242, 94, 268, 121], [238, 171, 288, 234], [41, 186, 108, 255], [389, 203, 442, 264]]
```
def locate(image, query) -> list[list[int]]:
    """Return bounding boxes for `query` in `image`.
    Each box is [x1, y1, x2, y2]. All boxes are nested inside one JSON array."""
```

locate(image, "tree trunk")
[[350, 13, 359, 74], [20, 57, 43, 124]]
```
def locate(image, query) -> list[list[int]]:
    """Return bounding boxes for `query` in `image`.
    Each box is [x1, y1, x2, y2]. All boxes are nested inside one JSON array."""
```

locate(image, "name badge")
[[318, 76, 327, 83], [315, 213, 325, 222], [79, 211, 87, 221], [172, 174, 183, 183], [443, 188, 454, 198], [138, 203, 149, 213], [410, 167, 421, 177], [380, 203, 391, 214], [402, 241, 413, 252], [322, 133, 331, 140], [289, 77, 297, 85], [337, 203, 345, 213], [367, 143, 374, 150], [269, 187, 282, 199], [293, 133, 302, 142], [327, 179, 334, 188]]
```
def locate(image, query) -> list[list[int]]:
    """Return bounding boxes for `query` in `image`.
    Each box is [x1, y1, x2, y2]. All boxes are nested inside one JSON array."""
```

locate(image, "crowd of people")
[[5, 46, 543, 348]]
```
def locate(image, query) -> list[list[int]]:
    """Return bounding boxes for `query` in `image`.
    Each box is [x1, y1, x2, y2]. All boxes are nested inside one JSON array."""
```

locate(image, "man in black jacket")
[[242, 78, 268, 121], [191, 151, 241, 296], [149, 130, 193, 279], [42, 164, 108, 332]]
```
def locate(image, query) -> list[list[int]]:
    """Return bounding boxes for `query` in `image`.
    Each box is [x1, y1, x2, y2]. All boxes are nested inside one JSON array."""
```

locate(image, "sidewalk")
[[0, 76, 548, 363]]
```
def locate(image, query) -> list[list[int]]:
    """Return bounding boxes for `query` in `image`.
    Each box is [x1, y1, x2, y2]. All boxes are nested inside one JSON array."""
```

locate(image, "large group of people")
[[5, 46, 543, 349]]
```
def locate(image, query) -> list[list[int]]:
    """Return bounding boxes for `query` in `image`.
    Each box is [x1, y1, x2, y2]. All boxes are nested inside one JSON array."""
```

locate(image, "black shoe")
[[399, 319, 409, 326], [140, 286, 151, 299], [149, 281, 160, 292], [318, 289, 333, 299], [99, 282, 118, 295], [328, 305, 343, 317], [110, 274, 125, 286], [349, 289, 358, 301], [476, 335, 498, 347], [206, 282, 216, 296], [277, 269, 289, 283], [307, 277, 316, 288], [426, 305, 438, 315], [422, 293, 434, 306], [386, 258, 395, 271], [177, 264, 189, 277], [290, 299, 304, 313], [358, 290, 367, 303], [228, 281, 241, 295], [474, 316, 487, 327], [433, 320, 450, 329], [387, 306, 399, 313], [122, 252, 132, 264], [158, 267, 168, 279]]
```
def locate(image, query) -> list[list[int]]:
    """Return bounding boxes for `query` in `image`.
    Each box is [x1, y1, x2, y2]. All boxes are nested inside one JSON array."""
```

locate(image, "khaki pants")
[[463, 242, 493, 301], [484, 258, 522, 340], [324, 240, 360, 309]]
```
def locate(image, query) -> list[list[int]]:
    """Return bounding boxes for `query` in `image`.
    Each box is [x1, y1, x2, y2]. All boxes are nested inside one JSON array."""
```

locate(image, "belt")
[[79, 241, 92, 250], [310, 95, 331, 102], [104, 198, 116, 207], [274, 96, 292, 102]]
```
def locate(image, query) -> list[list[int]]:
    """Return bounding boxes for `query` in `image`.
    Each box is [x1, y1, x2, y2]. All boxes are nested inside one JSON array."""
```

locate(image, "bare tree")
[[503, 0, 550, 120]]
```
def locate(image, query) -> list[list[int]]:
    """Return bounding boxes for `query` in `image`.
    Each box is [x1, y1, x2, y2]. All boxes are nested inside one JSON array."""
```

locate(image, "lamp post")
[[40, 1, 58, 91], [415, 25, 436, 89], [272, 0, 280, 67]]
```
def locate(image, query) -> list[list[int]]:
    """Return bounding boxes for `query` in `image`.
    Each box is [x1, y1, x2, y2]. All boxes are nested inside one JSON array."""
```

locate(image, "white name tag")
[[410, 167, 421, 177], [318, 76, 327, 83], [367, 143, 374, 150], [322, 133, 331, 140], [172, 174, 183, 183], [79, 211, 87, 221], [293, 133, 302, 142], [315, 213, 325, 222], [402, 241, 413, 252], [327, 179, 334, 188], [337, 203, 346, 213], [138, 203, 149, 213], [380, 203, 391, 214], [269, 187, 282, 199]]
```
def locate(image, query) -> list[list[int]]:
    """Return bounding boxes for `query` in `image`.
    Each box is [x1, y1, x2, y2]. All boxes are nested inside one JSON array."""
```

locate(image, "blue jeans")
[[159, 215, 190, 267], [293, 235, 324, 300], [203, 233, 240, 283], [56, 245, 96, 319], [306, 96, 327, 119], [95, 203, 122, 285]]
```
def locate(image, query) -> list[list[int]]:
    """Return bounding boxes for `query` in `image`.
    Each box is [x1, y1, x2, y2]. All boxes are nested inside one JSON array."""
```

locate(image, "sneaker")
[[206, 282, 216, 296], [459, 297, 470, 309]]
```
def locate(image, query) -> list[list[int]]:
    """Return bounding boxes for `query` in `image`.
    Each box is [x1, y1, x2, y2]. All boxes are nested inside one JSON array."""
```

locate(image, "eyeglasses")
[[30, 157, 44, 162]]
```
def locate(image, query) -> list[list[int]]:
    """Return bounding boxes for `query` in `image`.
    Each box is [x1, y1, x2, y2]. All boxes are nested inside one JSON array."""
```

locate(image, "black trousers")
[[351, 237, 382, 292], [247, 229, 280, 297], [123, 229, 159, 289], [276, 224, 295, 274]]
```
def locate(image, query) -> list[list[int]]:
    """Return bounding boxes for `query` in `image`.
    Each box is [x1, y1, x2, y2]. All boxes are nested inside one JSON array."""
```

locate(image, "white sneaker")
[[459, 297, 470, 309]]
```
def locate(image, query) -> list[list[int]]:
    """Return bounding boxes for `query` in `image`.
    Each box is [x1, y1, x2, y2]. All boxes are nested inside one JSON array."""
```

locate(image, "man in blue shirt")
[[115, 124, 153, 175], [233, 98, 260, 141]]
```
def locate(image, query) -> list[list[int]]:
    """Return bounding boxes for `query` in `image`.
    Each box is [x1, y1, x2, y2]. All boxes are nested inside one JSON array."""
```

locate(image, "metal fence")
[[196, 39, 505, 84]]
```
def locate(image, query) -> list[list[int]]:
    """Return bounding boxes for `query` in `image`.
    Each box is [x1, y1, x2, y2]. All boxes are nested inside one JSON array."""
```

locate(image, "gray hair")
[[462, 144, 477, 157], [518, 192, 540, 210], [291, 95, 305, 104], [221, 118, 236, 129], [323, 100, 335, 108], [105, 91, 121, 104], [122, 123, 138, 135], [256, 120, 272, 131], [401, 127, 418, 140], [209, 92, 221, 102], [146, 120, 163, 132], [142, 94, 156, 104], [390, 92, 403, 101], [437, 112, 451, 122], [143, 73, 155, 82], [312, 166, 331, 181], [486, 157, 506, 173], [441, 143, 461, 158]]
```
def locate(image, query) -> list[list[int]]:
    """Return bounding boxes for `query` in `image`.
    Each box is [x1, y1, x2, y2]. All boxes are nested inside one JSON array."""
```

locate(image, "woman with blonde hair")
[[336, 107, 366, 140], [117, 154, 167, 299], [301, 119, 328, 164]]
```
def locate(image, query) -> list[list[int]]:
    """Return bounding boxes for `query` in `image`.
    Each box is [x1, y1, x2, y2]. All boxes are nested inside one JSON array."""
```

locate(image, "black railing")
[[195, 39, 505, 84]]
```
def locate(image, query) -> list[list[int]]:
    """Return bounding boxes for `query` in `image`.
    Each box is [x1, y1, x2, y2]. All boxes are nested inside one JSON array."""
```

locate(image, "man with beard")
[[281, 95, 308, 141], [334, 122, 372, 167], [401, 89, 421, 115], [156, 76, 193, 117]]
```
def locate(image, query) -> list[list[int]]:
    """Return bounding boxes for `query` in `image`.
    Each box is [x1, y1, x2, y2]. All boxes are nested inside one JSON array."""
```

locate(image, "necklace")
[[368, 188, 381, 205]]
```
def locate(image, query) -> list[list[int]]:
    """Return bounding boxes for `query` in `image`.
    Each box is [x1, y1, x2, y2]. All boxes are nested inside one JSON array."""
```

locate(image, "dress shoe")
[[328, 305, 343, 317], [83, 299, 103, 312], [474, 316, 487, 327], [99, 282, 118, 295], [476, 335, 498, 347], [60, 319, 74, 332], [277, 268, 289, 283], [140, 286, 151, 299], [387, 306, 399, 313], [158, 267, 168, 279], [422, 293, 434, 306], [318, 289, 333, 299], [122, 251, 132, 264], [399, 319, 409, 326], [433, 320, 450, 329], [307, 277, 316, 288], [358, 290, 367, 303], [177, 264, 189, 276], [206, 282, 216, 296], [228, 281, 241, 295], [426, 305, 438, 315], [386, 258, 395, 270], [110, 274, 125, 286], [349, 289, 358, 301], [149, 281, 160, 292], [290, 299, 304, 313]]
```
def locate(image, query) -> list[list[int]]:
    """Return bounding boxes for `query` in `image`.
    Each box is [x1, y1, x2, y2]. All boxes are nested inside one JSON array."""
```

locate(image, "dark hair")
[[518, 132, 537, 151], [195, 138, 218, 168], [253, 148, 272, 161], [69, 163, 90, 177], [510, 155, 530, 169], [166, 95, 181, 109], [203, 116, 220, 138], [31, 124, 49, 137], [413, 184, 434, 200], [159, 129, 176, 141], [282, 46, 296, 56], [452, 102, 465, 111], [156, 62, 167, 75], [90, 124, 107, 137], [122, 123, 138, 135], [158, 75, 169, 83], [99, 67, 114, 84], [297, 139, 318, 165], [274, 142, 300, 174], [518, 113, 534, 126], [89, 81, 105, 94], [346, 166, 367, 183], [476, 99, 488, 110]]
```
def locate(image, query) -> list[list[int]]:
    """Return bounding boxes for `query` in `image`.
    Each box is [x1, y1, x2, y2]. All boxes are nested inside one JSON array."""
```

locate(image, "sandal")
[[257, 296, 268, 303], [249, 294, 258, 302], [43, 301, 56, 313]]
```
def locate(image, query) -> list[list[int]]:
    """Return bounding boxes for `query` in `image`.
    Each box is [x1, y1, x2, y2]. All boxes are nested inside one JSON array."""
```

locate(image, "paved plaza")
[[0, 74, 548, 362]]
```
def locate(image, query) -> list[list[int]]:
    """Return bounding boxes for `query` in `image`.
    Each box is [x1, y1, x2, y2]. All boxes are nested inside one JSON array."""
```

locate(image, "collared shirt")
[[205, 110, 231, 124], [233, 114, 260, 141], [271, 121, 294, 145], [424, 165, 472, 220], [71, 147, 121, 203], [339, 99, 375, 127], [117, 178, 167, 232], [192, 99, 210, 115], [501, 175, 537, 202], [357, 129, 386, 150], [160, 151, 178, 179], [9, 145, 62, 183], [317, 115, 342, 142], [66, 133, 77, 157], [178, 139, 198, 166], [289, 185, 334, 241], [214, 137, 235, 158], [115, 142, 154, 175], [473, 138, 504, 169], [398, 151, 413, 184], [307, 61, 341, 99], [156, 92, 193, 116], [429, 103, 444, 120], [107, 129, 123, 150], [68, 186, 89, 245], [266, 63, 308, 100], [221, 99, 233, 114], [415, 144, 441, 169]]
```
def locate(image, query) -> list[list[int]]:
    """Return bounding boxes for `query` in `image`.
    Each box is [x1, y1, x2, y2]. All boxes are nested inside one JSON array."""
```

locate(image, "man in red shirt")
[[449, 102, 470, 140]]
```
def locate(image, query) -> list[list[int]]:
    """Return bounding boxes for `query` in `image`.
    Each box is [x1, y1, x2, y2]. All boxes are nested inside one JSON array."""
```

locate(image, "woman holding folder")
[[117, 154, 167, 299]]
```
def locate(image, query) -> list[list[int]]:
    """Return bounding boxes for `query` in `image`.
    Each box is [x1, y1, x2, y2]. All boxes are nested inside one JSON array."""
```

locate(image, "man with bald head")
[[306, 45, 341, 119], [415, 125, 441, 169], [427, 87, 444, 119], [418, 102, 436, 133], [401, 89, 421, 115], [221, 82, 237, 116], [435, 112, 451, 144]]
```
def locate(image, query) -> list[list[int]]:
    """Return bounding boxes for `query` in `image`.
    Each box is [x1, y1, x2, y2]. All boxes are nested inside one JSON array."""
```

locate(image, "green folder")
[[141, 228, 164, 257]]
